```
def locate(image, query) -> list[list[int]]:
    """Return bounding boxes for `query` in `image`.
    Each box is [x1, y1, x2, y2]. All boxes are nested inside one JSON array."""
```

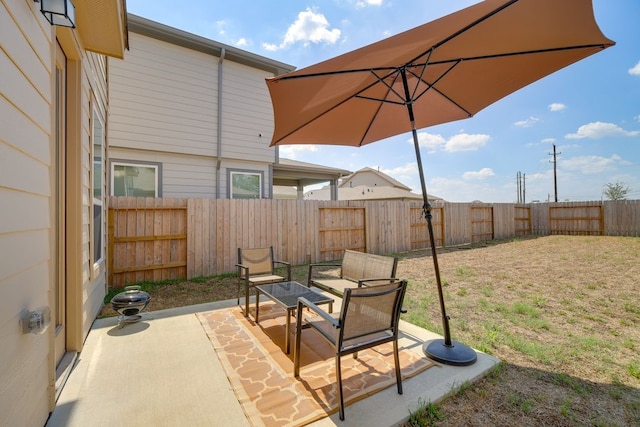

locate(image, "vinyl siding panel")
[[0, 1, 53, 425], [1, 1, 113, 423], [109, 33, 218, 156], [0, 97, 50, 163], [221, 61, 275, 163], [109, 148, 217, 197]]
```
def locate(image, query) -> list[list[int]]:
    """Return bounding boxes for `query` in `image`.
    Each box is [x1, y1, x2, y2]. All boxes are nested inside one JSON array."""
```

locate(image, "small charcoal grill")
[[110, 285, 151, 327]]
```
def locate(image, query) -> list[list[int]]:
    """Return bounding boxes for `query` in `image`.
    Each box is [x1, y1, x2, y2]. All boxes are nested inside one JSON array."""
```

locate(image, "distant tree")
[[602, 181, 630, 200]]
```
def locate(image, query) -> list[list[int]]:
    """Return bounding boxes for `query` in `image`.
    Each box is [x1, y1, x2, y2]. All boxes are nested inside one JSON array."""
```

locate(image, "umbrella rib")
[[426, 43, 612, 67], [404, 0, 520, 66]]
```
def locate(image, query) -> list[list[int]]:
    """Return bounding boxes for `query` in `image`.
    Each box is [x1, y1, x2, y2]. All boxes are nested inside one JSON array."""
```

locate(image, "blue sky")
[[127, 0, 640, 202]]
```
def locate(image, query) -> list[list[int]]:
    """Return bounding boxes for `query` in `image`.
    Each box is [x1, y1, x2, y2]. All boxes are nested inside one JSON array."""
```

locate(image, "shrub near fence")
[[107, 197, 640, 287]]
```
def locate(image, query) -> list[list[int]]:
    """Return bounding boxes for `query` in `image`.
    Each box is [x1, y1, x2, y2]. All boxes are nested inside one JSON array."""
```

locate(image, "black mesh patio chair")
[[294, 279, 408, 421], [236, 247, 291, 316]]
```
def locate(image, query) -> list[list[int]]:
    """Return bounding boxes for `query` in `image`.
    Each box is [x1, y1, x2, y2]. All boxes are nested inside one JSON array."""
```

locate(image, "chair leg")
[[336, 354, 345, 421], [393, 339, 403, 395], [244, 284, 250, 317]]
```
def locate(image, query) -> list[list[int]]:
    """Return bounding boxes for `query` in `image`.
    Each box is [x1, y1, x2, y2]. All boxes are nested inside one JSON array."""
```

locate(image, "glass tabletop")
[[256, 281, 333, 309]]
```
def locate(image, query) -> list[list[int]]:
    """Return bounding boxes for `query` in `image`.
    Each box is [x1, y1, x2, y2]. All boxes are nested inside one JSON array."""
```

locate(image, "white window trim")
[[91, 108, 105, 273], [110, 161, 161, 197], [229, 170, 263, 199]]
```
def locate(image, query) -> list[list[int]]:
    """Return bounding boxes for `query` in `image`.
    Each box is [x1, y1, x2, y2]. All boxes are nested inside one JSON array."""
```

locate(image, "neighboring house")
[[305, 167, 443, 202], [1, 0, 127, 424], [108, 15, 346, 200]]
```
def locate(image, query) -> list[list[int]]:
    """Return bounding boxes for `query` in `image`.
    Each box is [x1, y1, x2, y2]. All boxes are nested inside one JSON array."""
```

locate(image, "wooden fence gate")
[[549, 204, 604, 235], [514, 205, 532, 235], [471, 205, 494, 242], [108, 198, 187, 287]]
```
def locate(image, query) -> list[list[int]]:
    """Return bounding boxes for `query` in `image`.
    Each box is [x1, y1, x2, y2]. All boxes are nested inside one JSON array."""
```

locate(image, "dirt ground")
[[101, 235, 640, 426]]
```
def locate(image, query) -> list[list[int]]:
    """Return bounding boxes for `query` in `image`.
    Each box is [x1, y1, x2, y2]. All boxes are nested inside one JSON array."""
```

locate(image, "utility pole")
[[516, 172, 526, 203], [549, 144, 561, 202]]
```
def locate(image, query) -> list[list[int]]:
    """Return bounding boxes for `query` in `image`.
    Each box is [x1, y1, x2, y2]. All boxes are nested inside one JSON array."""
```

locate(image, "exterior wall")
[[109, 33, 218, 157], [108, 30, 278, 199], [0, 0, 111, 424]]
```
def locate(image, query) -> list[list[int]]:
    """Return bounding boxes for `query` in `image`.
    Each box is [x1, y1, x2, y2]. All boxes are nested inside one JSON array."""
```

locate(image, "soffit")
[[75, 0, 128, 59]]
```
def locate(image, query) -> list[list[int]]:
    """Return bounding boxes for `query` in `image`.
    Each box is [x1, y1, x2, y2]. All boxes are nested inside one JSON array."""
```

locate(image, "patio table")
[[255, 281, 333, 354]]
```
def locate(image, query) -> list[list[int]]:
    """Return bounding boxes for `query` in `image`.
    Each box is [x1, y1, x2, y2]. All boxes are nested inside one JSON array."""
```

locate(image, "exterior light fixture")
[[35, 0, 76, 28]]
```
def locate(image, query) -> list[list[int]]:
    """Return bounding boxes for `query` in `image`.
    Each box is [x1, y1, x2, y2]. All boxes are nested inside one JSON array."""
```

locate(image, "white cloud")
[[235, 38, 248, 47], [514, 116, 540, 127], [381, 163, 419, 188], [262, 42, 277, 51], [415, 132, 446, 151], [635, 115, 640, 123], [628, 60, 640, 76], [267, 8, 341, 50], [541, 138, 556, 144], [278, 144, 319, 159], [215, 20, 227, 36], [445, 133, 490, 152], [565, 121, 640, 139], [356, 0, 383, 7], [548, 103, 567, 112], [463, 168, 495, 180], [560, 154, 627, 174]]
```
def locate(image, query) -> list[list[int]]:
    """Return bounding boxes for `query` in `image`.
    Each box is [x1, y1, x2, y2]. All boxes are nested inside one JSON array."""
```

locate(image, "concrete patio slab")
[[47, 298, 499, 427]]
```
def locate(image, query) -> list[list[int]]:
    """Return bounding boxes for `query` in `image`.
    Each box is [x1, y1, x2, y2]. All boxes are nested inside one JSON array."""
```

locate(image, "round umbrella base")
[[423, 339, 477, 366]]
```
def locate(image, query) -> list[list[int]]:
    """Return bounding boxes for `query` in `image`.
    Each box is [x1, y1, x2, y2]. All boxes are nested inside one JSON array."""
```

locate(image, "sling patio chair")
[[236, 246, 292, 317], [294, 279, 408, 421]]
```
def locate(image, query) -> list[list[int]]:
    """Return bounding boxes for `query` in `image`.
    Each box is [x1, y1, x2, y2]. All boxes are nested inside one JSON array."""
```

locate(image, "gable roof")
[[340, 167, 412, 191]]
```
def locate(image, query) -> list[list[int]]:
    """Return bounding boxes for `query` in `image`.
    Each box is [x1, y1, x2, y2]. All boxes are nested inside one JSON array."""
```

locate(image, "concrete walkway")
[[47, 299, 499, 427]]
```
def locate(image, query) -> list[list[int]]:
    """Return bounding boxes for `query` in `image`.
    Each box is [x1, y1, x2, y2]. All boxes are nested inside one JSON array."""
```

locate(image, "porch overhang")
[[272, 159, 351, 188], [74, 0, 128, 59]]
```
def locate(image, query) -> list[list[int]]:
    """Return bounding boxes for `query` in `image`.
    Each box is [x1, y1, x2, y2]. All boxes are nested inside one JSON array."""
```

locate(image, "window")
[[230, 171, 262, 199], [92, 109, 104, 265], [111, 162, 160, 197]]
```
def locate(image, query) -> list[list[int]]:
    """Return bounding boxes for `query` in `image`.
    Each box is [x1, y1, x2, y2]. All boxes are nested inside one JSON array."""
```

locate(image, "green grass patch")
[[406, 400, 444, 426]]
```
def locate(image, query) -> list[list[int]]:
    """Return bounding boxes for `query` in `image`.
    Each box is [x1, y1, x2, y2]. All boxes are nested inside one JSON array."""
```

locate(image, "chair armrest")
[[274, 260, 292, 281], [357, 277, 398, 287], [297, 297, 339, 328], [235, 264, 250, 280], [308, 262, 342, 286]]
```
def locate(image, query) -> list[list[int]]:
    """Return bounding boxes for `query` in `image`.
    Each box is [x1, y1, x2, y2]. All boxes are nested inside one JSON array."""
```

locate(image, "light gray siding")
[[109, 33, 218, 156], [221, 61, 276, 163], [109, 25, 284, 198]]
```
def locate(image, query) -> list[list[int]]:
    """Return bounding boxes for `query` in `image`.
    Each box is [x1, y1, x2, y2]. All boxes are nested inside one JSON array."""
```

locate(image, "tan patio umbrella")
[[267, 0, 614, 365]]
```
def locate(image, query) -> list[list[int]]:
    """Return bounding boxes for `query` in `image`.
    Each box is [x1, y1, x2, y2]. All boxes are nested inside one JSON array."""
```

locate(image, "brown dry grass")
[[101, 235, 640, 426]]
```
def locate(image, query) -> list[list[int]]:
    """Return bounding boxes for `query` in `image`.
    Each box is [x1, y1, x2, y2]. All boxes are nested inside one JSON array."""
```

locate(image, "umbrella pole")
[[409, 126, 476, 366], [401, 66, 476, 365]]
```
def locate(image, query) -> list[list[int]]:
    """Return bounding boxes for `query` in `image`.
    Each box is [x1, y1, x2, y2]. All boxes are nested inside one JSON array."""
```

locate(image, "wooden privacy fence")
[[107, 197, 640, 287]]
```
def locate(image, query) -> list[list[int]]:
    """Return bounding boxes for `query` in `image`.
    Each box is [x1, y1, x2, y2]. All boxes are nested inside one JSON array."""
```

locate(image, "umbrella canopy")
[[266, 0, 614, 365], [267, 0, 614, 147]]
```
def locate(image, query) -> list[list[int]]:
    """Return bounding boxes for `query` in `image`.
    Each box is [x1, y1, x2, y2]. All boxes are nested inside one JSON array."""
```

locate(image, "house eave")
[[127, 14, 295, 75], [75, 0, 129, 59]]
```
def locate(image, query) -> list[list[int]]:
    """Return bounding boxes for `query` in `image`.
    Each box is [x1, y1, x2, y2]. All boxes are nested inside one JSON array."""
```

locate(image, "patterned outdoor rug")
[[196, 303, 435, 427]]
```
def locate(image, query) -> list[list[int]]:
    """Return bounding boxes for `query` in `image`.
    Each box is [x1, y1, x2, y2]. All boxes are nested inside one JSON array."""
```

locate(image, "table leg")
[[285, 308, 292, 354]]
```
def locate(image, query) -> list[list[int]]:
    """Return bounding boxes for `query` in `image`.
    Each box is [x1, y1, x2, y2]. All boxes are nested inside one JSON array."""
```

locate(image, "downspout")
[[215, 48, 225, 198]]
